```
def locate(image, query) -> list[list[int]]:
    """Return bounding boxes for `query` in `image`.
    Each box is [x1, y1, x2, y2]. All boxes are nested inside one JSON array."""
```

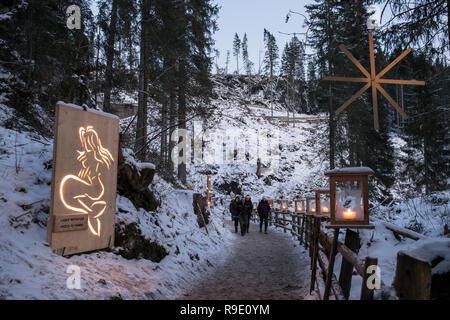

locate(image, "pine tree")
[[0, 0, 94, 135], [135, 0, 150, 161], [399, 52, 450, 194], [100, 0, 119, 113], [306, 58, 318, 113], [263, 29, 279, 80], [280, 36, 306, 111], [373, 0, 449, 57], [233, 33, 241, 74], [305, 0, 340, 168]]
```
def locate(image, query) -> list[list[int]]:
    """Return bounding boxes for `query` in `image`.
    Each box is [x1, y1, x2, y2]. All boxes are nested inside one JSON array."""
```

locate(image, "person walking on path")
[[238, 196, 248, 236], [257, 197, 271, 234], [229, 196, 240, 233], [244, 195, 253, 233]]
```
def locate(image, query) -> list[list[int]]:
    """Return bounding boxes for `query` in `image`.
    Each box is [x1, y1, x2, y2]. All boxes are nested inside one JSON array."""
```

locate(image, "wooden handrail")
[[382, 221, 427, 241]]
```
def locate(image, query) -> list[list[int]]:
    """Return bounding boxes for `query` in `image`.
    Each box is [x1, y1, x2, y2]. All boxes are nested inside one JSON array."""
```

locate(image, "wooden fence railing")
[[250, 206, 439, 300], [261, 209, 378, 300]]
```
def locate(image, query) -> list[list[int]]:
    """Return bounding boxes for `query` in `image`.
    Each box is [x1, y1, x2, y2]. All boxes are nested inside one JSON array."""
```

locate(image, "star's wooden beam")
[[376, 83, 409, 119], [339, 44, 371, 78], [322, 76, 370, 83], [375, 48, 412, 80], [335, 82, 372, 115], [377, 78, 425, 85]]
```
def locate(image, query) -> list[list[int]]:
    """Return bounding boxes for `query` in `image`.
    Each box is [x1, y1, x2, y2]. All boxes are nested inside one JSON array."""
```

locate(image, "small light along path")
[[180, 220, 313, 300]]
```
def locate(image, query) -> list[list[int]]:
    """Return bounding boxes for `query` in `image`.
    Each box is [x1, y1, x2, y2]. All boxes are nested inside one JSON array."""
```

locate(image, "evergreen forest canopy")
[[0, 0, 448, 197]]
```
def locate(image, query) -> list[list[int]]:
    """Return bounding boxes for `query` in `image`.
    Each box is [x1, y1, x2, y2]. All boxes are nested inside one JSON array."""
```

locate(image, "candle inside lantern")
[[343, 208, 356, 220], [311, 208, 316, 213], [322, 206, 329, 213]]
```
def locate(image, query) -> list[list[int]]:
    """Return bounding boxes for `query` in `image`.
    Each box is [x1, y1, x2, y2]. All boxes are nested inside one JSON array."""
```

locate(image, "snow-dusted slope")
[[188, 75, 330, 204], [0, 104, 233, 299]]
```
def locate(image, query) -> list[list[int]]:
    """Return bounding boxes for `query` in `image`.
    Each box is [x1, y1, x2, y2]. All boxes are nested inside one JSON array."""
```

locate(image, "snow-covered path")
[[180, 220, 313, 300]]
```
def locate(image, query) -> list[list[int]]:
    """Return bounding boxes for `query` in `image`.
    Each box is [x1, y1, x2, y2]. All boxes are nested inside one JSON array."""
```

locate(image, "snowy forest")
[[0, 0, 449, 303]]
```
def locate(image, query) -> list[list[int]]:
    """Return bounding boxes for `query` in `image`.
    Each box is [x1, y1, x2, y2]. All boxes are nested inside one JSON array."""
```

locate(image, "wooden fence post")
[[361, 257, 378, 300], [310, 216, 321, 293], [283, 213, 286, 232], [297, 215, 302, 243], [393, 251, 431, 300], [324, 228, 339, 300], [338, 229, 360, 299], [308, 216, 314, 257], [300, 214, 305, 245]]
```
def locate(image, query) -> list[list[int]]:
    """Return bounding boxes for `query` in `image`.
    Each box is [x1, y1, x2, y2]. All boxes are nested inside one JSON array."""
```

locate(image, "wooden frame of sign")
[[324, 167, 374, 229], [46, 102, 119, 255]]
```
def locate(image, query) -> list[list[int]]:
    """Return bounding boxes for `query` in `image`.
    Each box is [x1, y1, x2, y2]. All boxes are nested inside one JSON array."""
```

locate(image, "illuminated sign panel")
[[47, 103, 119, 255]]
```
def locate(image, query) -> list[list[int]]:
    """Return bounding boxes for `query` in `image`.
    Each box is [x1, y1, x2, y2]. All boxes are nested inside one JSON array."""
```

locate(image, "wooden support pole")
[[324, 228, 339, 300], [300, 214, 305, 245], [338, 229, 360, 299]]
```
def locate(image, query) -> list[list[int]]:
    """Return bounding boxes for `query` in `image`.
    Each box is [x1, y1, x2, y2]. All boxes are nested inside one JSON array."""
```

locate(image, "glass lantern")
[[324, 167, 374, 228], [280, 200, 289, 211], [306, 197, 316, 215], [315, 189, 331, 217], [268, 200, 274, 209]]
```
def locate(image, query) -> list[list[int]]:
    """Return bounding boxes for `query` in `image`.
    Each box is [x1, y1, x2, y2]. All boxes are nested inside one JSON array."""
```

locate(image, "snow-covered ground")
[[0, 73, 448, 300]]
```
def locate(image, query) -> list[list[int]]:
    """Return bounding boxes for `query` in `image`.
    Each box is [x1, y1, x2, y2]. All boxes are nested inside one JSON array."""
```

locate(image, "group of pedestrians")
[[229, 196, 271, 236]]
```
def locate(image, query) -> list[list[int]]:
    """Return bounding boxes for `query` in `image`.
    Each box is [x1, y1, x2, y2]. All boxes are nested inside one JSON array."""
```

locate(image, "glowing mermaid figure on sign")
[[59, 126, 114, 236]]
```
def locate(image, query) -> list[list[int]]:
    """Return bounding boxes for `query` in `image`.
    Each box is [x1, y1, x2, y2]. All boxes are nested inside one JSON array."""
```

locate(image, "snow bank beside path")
[[0, 108, 233, 299]]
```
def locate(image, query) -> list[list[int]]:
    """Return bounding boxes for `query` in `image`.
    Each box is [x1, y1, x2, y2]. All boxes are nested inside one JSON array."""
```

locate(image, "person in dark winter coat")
[[229, 196, 240, 233], [237, 196, 248, 236], [244, 195, 253, 233], [257, 197, 271, 233]]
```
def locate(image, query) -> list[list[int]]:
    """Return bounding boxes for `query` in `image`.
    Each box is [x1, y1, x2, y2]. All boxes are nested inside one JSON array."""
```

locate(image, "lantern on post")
[[268, 200, 274, 209], [306, 197, 316, 215], [315, 189, 330, 217], [324, 167, 375, 228], [280, 200, 289, 211], [295, 200, 305, 213], [206, 175, 211, 207]]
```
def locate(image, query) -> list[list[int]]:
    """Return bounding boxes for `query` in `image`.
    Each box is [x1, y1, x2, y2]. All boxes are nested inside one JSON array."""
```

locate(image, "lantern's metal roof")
[[324, 166, 374, 176]]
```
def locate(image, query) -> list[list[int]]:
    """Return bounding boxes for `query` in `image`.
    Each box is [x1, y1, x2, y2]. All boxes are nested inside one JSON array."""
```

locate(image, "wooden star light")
[[323, 31, 425, 130]]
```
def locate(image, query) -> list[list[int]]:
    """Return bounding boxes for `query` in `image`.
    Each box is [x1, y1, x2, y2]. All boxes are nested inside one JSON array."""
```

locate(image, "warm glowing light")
[[59, 126, 114, 237], [311, 208, 316, 213], [322, 206, 329, 213], [343, 208, 356, 220]]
